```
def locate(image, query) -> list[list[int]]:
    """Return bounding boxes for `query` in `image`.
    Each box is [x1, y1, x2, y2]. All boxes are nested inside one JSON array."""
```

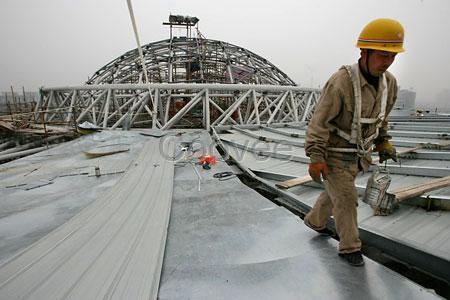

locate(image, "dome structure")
[[87, 37, 296, 86], [38, 16, 320, 131]]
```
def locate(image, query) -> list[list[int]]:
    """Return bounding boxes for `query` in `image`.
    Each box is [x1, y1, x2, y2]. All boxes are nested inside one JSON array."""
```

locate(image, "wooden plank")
[[391, 176, 450, 202], [0, 120, 15, 132], [275, 175, 312, 189], [84, 144, 130, 158]]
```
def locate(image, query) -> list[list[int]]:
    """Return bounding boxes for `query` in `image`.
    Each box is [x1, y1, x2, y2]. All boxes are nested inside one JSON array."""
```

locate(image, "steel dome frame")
[[86, 37, 296, 86], [36, 37, 320, 130]]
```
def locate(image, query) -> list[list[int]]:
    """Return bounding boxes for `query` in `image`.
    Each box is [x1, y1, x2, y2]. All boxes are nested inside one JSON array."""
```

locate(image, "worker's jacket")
[[305, 65, 397, 171]]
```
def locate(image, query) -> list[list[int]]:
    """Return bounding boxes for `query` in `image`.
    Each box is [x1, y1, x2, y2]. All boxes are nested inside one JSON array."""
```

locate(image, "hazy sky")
[[1, 0, 449, 108]]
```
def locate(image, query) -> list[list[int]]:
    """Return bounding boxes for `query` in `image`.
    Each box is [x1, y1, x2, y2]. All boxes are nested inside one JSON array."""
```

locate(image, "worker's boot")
[[304, 219, 336, 237], [339, 251, 364, 266]]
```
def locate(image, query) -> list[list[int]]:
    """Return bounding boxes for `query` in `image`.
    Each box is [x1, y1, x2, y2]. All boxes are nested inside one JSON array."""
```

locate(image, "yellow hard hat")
[[356, 18, 405, 53]]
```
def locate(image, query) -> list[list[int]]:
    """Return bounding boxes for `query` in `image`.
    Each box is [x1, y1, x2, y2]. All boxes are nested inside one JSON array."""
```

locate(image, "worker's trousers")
[[304, 157, 361, 254]]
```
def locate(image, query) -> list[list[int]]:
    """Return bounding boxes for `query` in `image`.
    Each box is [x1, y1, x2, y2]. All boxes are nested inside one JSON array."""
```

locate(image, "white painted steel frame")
[[38, 84, 321, 130], [86, 38, 296, 86]]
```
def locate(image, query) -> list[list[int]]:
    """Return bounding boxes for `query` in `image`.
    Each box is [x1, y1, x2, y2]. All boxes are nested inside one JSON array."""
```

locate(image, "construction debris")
[[84, 144, 130, 158], [0, 120, 15, 132]]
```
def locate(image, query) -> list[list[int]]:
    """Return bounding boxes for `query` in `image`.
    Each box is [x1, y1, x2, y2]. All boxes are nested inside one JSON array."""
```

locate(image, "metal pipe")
[[267, 91, 289, 124], [204, 89, 210, 131], [102, 89, 112, 128], [111, 93, 150, 129], [216, 89, 252, 126], [0, 145, 55, 162], [65, 90, 77, 123], [126, 0, 149, 83], [161, 89, 205, 130]]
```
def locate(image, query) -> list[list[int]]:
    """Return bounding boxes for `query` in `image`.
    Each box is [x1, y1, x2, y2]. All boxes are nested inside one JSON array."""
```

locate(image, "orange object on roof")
[[198, 155, 216, 166]]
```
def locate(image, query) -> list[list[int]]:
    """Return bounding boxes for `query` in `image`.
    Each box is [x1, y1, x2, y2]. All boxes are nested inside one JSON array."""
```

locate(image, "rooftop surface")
[[214, 119, 450, 283], [0, 129, 444, 298]]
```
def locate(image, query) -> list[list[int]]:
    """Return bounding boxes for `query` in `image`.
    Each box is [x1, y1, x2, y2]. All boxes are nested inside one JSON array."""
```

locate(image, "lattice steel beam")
[[38, 84, 320, 130]]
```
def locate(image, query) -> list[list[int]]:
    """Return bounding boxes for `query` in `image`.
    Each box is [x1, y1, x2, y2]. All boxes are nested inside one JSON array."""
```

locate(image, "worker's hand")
[[308, 162, 329, 184], [374, 140, 398, 163]]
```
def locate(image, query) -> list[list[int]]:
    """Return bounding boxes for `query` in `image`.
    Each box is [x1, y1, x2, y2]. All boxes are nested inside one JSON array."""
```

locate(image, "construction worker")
[[303, 18, 404, 266]]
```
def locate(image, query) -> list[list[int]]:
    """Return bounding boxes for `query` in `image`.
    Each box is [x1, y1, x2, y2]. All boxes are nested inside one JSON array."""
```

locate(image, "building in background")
[[390, 88, 416, 116]]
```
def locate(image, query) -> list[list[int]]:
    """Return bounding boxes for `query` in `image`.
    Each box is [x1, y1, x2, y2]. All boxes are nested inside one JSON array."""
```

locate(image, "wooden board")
[[0, 120, 15, 131], [275, 175, 312, 189], [84, 144, 130, 158], [139, 128, 169, 138], [391, 176, 450, 202]]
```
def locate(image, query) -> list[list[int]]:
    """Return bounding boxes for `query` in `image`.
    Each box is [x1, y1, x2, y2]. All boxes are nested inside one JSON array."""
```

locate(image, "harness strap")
[[328, 63, 388, 156]]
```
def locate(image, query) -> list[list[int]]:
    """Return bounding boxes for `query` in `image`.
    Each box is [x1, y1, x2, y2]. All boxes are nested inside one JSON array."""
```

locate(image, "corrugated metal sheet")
[[0, 131, 146, 264], [0, 128, 444, 298], [159, 131, 439, 299], [0, 134, 175, 299], [216, 120, 450, 280]]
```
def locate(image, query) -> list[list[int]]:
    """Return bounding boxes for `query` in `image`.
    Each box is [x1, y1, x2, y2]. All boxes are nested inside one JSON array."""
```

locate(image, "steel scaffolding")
[[38, 84, 320, 130]]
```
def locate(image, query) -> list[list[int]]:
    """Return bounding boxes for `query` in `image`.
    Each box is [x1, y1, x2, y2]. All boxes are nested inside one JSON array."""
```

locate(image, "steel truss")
[[86, 38, 296, 86], [37, 84, 320, 130]]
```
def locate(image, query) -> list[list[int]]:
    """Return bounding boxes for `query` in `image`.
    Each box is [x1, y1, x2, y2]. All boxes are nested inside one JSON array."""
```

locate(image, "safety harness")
[[328, 63, 388, 157]]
